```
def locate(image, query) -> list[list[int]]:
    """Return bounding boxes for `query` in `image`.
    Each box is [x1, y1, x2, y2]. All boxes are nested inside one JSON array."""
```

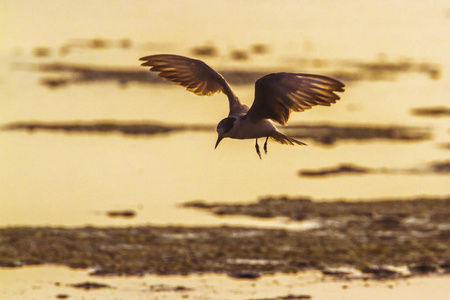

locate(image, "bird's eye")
[[219, 117, 236, 133]]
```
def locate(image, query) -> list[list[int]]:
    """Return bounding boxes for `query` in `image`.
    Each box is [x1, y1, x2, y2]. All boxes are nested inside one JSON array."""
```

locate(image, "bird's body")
[[139, 54, 344, 158], [227, 117, 276, 140]]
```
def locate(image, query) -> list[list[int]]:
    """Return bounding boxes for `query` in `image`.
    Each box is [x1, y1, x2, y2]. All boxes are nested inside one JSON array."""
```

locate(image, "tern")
[[139, 54, 344, 159]]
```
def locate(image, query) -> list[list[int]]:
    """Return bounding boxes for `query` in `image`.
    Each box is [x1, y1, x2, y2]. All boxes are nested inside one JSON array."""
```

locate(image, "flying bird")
[[139, 54, 344, 159]]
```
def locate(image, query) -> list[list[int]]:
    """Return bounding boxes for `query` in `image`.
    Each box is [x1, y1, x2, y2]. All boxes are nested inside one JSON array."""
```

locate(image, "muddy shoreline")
[[297, 161, 450, 177], [2, 121, 432, 146], [17, 55, 441, 89], [1, 197, 449, 280]]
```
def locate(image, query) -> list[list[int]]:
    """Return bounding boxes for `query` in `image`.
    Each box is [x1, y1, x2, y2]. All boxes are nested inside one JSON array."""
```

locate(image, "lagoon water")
[[1, 0, 449, 227]]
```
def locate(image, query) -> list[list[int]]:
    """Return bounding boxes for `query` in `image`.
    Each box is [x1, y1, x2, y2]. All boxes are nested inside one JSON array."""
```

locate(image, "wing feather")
[[247, 73, 345, 125], [140, 54, 247, 115]]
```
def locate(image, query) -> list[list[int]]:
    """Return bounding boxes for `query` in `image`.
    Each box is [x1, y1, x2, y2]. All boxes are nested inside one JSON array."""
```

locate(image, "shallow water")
[[1, 266, 449, 300], [1, 0, 449, 228]]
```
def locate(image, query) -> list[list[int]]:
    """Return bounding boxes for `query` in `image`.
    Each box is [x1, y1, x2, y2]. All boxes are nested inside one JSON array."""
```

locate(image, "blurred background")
[[1, 0, 449, 227]]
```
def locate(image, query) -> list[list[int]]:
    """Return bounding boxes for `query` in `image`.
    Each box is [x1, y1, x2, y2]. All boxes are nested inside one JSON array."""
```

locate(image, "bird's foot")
[[263, 136, 269, 154], [255, 139, 262, 159]]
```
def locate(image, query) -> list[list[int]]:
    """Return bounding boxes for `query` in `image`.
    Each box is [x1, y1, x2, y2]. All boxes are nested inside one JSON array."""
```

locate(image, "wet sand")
[[1, 197, 449, 279], [0, 266, 449, 300]]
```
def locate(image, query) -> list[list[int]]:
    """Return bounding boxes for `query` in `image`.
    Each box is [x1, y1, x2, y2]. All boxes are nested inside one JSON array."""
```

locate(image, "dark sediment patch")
[[248, 295, 312, 300], [346, 59, 441, 81], [2, 121, 432, 145], [409, 263, 439, 274], [251, 43, 270, 55], [282, 124, 432, 145], [411, 106, 450, 118], [298, 161, 450, 177], [30, 63, 158, 88], [230, 50, 249, 60], [106, 210, 136, 218], [1, 197, 449, 279], [55, 38, 133, 56], [69, 281, 111, 290], [20, 62, 268, 88], [191, 44, 218, 57], [227, 270, 262, 279], [183, 196, 450, 222], [2, 121, 213, 137], [32, 47, 51, 58], [17, 55, 440, 88], [299, 164, 370, 177], [428, 161, 450, 173], [149, 284, 193, 292]]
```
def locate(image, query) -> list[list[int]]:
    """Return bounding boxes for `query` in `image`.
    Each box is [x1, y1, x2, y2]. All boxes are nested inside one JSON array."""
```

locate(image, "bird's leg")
[[255, 138, 262, 159], [264, 136, 269, 154]]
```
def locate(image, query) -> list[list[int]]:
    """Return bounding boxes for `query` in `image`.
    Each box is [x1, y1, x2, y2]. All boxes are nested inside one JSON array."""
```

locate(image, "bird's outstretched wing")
[[139, 54, 248, 116], [246, 73, 345, 125]]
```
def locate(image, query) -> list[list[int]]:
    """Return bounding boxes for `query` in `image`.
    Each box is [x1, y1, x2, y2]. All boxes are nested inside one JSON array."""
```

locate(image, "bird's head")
[[215, 117, 236, 149]]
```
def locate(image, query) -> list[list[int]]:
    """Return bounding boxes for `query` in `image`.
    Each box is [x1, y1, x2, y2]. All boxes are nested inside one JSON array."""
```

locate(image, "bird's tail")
[[270, 130, 306, 146]]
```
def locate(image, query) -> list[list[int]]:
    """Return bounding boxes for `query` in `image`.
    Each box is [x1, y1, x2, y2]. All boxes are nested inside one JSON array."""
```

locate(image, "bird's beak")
[[215, 136, 224, 149]]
